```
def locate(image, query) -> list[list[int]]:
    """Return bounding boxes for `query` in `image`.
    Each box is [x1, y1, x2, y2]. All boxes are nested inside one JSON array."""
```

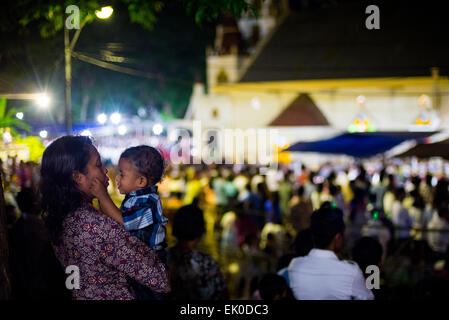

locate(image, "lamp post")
[[64, 6, 113, 134], [64, 25, 72, 135]]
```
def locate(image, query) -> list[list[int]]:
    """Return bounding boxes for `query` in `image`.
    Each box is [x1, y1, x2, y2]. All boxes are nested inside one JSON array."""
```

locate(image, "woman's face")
[[74, 145, 109, 200]]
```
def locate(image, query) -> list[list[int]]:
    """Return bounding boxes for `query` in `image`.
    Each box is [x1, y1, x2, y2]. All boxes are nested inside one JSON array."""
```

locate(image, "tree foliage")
[[184, 0, 258, 25], [0, 0, 256, 125], [0, 99, 31, 137], [1, 0, 255, 37]]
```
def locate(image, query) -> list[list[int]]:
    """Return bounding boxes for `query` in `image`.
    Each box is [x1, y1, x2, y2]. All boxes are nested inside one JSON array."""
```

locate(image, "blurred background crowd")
[[3, 155, 449, 300]]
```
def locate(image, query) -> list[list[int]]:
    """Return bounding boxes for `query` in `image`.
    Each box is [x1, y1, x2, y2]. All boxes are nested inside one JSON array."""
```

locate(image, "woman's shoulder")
[[72, 204, 103, 221]]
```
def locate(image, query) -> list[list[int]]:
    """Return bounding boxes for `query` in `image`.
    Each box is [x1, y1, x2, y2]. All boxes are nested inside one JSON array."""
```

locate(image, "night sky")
[[1, 0, 448, 127], [0, 1, 214, 125]]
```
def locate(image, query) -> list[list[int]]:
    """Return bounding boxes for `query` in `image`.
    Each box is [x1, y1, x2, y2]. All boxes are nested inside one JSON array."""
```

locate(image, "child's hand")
[[90, 178, 124, 225], [90, 177, 109, 200]]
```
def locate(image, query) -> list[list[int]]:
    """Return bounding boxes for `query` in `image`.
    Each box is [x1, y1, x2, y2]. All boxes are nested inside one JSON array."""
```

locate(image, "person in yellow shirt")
[[183, 170, 202, 205]]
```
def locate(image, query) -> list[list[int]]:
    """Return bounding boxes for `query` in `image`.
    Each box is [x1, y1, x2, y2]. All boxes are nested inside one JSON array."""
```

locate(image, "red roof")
[[269, 94, 329, 126]]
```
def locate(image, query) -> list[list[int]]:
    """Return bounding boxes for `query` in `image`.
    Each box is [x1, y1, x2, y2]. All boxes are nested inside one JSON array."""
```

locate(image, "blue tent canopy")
[[285, 131, 437, 158]]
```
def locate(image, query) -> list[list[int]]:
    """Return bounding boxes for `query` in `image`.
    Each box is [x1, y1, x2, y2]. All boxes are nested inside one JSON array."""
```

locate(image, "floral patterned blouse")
[[53, 204, 170, 300]]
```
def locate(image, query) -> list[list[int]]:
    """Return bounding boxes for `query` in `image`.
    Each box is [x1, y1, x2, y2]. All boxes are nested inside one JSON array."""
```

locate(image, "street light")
[[95, 6, 114, 19], [110, 112, 121, 124], [0, 92, 51, 108], [64, 7, 113, 134], [97, 113, 107, 124], [39, 130, 48, 139], [36, 93, 51, 108], [152, 123, 163, 135]]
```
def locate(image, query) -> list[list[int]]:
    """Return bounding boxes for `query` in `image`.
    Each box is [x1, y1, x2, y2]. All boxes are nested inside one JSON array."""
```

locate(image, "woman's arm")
[[95, 212, 170, 293], [90, 178, 124, 225]]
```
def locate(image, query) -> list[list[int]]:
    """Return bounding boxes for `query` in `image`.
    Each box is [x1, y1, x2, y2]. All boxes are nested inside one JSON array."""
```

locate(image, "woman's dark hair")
[[172, 204, 205, 241], [40, 135, 93, 245], [120, 145, 165, 185]]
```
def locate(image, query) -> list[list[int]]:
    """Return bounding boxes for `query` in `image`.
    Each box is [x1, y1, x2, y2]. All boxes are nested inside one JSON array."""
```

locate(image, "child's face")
[[115, 158, 146, 194]]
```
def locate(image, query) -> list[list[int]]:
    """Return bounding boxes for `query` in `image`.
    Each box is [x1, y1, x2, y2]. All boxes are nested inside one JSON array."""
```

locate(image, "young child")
[[91, 145, 168, 300]]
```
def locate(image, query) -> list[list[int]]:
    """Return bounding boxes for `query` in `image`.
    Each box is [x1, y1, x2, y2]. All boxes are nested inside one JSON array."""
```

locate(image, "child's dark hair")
[[120, 145, 165, 185]]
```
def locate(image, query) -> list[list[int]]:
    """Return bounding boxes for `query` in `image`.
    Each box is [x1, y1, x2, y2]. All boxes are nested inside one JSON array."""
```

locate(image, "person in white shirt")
[[427, 205, 449, 254], [288, 205, 374, 300], [390, 187, 413, 239], [408, 196, 433, 241]]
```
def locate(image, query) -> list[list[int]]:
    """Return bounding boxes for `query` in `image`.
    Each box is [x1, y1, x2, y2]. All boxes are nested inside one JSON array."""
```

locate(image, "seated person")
[[288, 205, 374, 300], [258, 273, 294, 300]]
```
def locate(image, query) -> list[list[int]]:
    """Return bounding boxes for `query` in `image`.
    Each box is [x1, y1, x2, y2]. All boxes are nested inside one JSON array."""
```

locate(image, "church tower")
[[206, 0, 288, 90]]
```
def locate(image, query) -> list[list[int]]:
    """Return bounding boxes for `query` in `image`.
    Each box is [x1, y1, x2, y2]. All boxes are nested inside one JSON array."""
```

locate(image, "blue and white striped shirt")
[[120, 185, 168, 250]]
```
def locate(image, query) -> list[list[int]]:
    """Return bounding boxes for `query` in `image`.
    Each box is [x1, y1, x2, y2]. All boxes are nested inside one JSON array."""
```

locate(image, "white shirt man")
[[288, 249, 374, 300], [288, 205, 374, 300]]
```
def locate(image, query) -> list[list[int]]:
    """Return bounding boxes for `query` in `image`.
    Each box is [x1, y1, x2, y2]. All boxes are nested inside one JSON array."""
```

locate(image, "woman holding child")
[[40, 135, 170, 300]]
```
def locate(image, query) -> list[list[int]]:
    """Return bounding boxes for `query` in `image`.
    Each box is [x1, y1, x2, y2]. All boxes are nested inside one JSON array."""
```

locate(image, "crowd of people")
[[2, 144, 449, 300], [152, 160, 449, 299]]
